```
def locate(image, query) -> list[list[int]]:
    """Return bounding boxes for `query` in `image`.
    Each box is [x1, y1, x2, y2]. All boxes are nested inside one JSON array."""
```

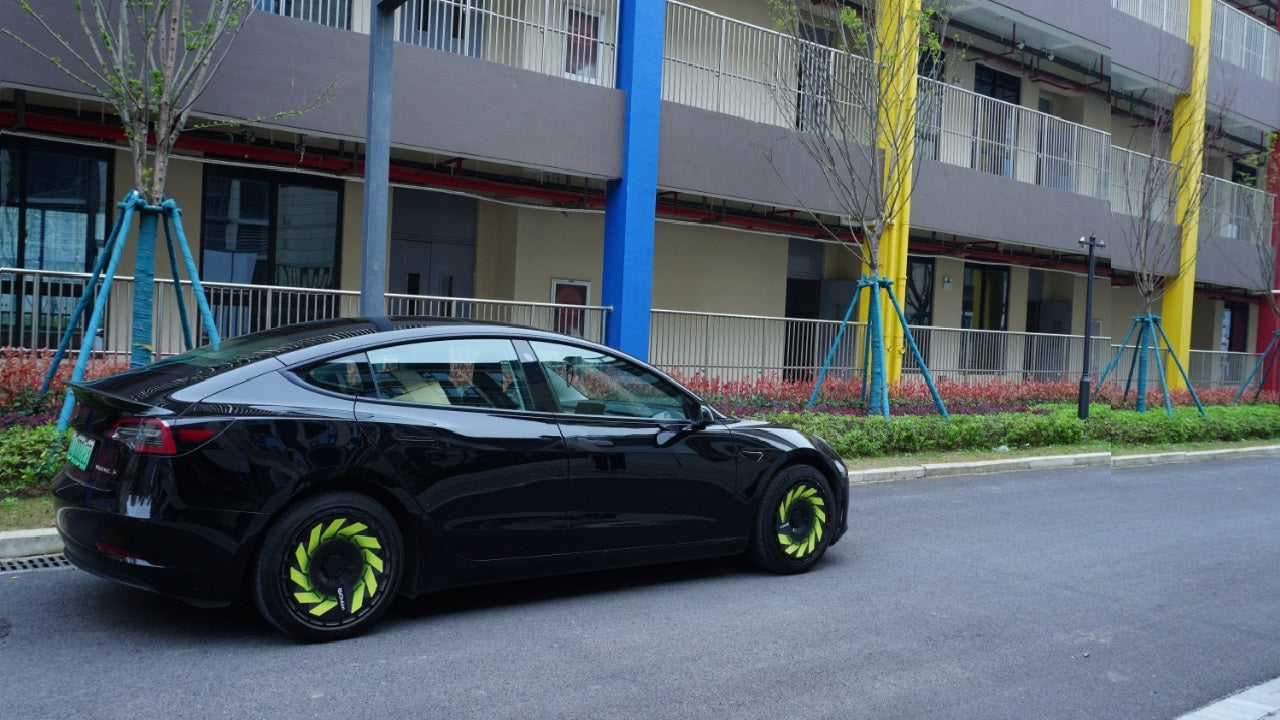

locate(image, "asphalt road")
[[2, 459, 1278, 720]]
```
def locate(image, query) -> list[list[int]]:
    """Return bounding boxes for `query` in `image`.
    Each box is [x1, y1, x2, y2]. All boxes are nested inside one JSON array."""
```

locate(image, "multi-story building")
[[1, 0, 1277, 389]]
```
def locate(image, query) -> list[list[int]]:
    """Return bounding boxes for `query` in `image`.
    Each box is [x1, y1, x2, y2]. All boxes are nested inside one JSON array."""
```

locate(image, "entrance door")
[[784, 239, 823, 380], [973, 65, 1021, 177], [389, 188, 476, 310]]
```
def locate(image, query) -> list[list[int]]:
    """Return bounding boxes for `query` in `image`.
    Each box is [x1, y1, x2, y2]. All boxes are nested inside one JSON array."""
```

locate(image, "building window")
[[201, 170, 341, 289], [0, 139, 110, 272], [564, 6, 601, 83], [904, 258, 934, 326]]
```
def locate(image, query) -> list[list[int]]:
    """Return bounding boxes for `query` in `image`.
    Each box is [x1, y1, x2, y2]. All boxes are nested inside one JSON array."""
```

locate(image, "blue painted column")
[[602, 0, 665, 359]]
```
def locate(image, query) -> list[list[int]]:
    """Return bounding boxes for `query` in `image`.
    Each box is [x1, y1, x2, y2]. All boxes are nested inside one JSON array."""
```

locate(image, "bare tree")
[[1110, 87, 1222, 314], [3, 1, 258, 204], [762, 0, 950, 415], [1102, 64, 1226, 414]]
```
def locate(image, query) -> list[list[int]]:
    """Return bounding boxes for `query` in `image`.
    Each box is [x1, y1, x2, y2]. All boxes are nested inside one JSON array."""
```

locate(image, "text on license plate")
[[68, 432, 95, 471]]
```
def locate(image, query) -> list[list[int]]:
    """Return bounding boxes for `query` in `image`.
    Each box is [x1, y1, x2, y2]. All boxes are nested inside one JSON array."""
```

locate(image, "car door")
[[526, 340, 739, 553], [347, 337, 569, 562]]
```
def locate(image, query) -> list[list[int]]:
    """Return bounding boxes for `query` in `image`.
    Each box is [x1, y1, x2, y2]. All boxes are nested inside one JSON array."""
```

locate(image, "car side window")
[[303, 354, 378, 397], [528, 340, 689, 420], [366, 338, 530, 410]]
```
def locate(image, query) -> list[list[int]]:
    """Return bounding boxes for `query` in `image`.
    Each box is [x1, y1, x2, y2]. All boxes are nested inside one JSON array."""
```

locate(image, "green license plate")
[[67, 432, 95, 471]]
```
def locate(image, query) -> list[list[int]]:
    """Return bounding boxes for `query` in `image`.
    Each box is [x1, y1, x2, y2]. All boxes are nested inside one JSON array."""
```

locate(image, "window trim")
[[199, 165, 343, 290]]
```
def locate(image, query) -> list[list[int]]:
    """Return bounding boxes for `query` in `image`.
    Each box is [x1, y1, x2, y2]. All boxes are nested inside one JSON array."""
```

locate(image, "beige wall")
[[510, 209, 604, 304], [931, 256, 965, 327], [654, 223, 787, 315]]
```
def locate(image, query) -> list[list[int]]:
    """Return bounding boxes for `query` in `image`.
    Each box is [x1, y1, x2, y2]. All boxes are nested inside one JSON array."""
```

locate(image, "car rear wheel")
[[252, 491, 403, 641], [749, 465, 834, 574]]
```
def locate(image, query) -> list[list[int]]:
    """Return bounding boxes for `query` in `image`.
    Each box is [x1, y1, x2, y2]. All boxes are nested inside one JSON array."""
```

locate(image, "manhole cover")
[[0, 554, 74, 573]]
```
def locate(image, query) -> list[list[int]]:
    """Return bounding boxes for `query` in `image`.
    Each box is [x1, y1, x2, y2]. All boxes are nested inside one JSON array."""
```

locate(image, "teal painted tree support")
[[39, 192, 222, 431], [1233, 330, 1280, 404], [807, 276, 948, 419], [1092, 313, 1206, 418]]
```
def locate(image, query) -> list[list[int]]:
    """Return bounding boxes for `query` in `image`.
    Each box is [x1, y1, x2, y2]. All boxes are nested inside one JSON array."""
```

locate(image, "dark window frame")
[[199, 165, 343, 290], [0, 136, 113, 273]]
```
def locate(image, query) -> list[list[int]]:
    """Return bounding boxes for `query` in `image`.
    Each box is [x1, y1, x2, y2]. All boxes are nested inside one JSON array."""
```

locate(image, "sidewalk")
[[6, 444, 1280, 561]]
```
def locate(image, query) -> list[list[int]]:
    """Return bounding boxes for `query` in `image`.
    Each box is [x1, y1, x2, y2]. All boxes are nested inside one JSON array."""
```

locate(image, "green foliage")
[[761, 404, 1280, 458], [0, 423, 68, 498]]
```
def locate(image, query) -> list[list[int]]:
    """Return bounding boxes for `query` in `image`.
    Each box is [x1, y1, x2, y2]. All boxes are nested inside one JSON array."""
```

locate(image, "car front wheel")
[[749, 465, 835, 574], [252, 491, 403, 641]]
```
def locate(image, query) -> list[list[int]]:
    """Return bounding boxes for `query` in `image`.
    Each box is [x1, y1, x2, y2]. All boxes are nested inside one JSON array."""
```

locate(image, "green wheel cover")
[[775, 483, 827, 559], [287, 517, 386, 618]]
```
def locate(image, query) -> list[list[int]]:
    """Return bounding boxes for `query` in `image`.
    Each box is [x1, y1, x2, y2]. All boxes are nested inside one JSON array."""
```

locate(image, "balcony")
[[1202, 174, 1276, 241], [253, 0, 622, 88], [1109, 146, 1178, 220], [1211, 0, 1279, 83], [662, 1, 874, 143], [917, 78, 1111, 200], [1112, 0, 1190, 40]]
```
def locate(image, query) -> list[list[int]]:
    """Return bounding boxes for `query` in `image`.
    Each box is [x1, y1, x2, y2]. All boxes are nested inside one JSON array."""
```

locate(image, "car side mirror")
[[692, 404, 715, 430]]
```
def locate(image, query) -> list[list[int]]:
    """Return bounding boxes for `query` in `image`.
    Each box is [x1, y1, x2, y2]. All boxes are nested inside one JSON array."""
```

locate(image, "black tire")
[[748, 465, 835, 574], [252, 491, 403, 641]]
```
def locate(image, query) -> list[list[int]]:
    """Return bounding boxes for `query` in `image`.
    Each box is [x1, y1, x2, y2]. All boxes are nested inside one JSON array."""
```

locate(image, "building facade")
[[1, 0, 1277, 387]]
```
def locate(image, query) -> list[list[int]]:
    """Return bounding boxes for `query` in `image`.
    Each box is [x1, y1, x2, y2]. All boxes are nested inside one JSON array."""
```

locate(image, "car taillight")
[[110, 418, 177, 455]]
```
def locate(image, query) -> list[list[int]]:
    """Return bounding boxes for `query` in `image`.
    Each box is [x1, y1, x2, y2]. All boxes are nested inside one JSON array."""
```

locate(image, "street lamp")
[[1078, 234, 1105, 420]]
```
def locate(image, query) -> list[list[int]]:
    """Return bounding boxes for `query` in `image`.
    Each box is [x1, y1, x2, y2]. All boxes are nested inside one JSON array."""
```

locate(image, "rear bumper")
[[53, 473, 263, 606]]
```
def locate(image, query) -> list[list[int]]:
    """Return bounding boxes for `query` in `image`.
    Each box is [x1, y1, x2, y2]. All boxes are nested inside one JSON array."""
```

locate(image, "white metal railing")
[[0, 268, 608, 360], [1112, 0, 1190, 39], [917, 77, 1111, 199], [905, 326, 1111, 383], [1110, 146, 1178, 220], [253, 0, 352, 29], [255, 0, 620, 87], [649, 309, 1111, 384], [396, 0, 619, 86], [663, 1, 874, 141], [1190, 348, 1263, 388], [1201, 173, 1276, 241], [649, 309, 867, 382], [1211, 0, 1279, 82]]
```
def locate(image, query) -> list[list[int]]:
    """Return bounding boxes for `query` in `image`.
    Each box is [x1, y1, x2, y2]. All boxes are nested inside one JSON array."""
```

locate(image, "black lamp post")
[[1078, 234, 1105, 420]]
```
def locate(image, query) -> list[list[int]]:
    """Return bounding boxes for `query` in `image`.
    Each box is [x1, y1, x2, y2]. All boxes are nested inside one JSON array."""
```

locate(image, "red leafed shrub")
[[0, 349, 128, 423], [671, 371, 1275, 416]]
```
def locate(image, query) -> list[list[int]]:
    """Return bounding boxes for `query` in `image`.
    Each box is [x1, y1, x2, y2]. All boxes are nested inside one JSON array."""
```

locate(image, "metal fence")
[[253, 0, 352, 29], [1110, 146, 1178, 220], [0, 268, 609, 360], [1190, 348, 1263, 389], [1112, 0, 1189, 39], [917, 77, 1111, 200], [663, 1, 874, 141], [255, 0, 620, 87], [904, 326, 1111, 383], [1211, 0, 1279, 82], [1201, 173, 1275, 241], [650, 310, 1114, 384]]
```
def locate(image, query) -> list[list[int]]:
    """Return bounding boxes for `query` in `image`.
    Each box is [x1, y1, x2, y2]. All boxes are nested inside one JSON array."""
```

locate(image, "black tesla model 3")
[[54, 317, 849, 640]]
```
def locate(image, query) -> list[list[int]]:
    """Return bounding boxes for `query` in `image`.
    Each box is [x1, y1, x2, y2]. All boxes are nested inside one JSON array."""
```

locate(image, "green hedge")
[[4, 404, 1280, 498], [0, 423, 68, 498], [762, 404, 1280, 458]]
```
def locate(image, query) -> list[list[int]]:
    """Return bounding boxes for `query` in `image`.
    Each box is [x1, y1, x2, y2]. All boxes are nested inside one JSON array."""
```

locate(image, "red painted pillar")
[[1258, 130, 1280, 392]]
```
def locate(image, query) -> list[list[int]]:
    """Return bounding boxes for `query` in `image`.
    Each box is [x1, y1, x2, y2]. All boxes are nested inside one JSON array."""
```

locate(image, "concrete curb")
[[846, 444, 1280, 484], [0, 528, 61, 560], [6, 445, 1280, 560]]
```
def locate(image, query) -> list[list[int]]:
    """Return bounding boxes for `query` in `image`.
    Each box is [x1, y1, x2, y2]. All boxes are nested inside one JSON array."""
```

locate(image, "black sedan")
[[54, 318, 849, 640]]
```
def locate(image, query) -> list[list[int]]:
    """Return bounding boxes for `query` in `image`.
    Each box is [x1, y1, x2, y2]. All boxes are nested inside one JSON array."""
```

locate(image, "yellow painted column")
[[1161, 0, 1212, 389], [876, 0, 921, 383]]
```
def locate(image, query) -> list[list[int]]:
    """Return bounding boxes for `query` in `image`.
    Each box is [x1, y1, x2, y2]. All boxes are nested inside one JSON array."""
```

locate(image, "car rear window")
[[80, 320, 383, 403]]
